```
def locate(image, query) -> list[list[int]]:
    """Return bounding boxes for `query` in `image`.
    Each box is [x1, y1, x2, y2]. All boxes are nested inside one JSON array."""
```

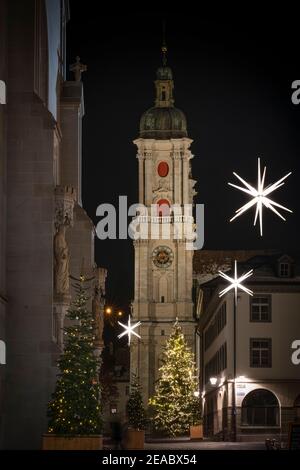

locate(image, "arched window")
[[241, 389, 279, 427], [157, 199, 170, 217]]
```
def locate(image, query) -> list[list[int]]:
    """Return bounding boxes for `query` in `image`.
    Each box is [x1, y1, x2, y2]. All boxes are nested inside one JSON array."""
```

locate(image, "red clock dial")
[[157, 161, 169, 177]]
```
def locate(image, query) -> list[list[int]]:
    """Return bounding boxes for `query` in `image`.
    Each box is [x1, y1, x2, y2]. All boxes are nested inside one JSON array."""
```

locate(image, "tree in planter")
[[149, 320, 199, 437], [190, 395, 203, 426], [47, 276, 102, 435], [127, 373, 147, 430]]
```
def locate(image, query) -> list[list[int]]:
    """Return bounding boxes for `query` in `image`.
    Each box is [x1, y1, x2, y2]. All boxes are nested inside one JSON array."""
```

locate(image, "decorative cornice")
[[144, 152, 153, 160], [172, 151, 182, 160], [133, 239, 149, 246]]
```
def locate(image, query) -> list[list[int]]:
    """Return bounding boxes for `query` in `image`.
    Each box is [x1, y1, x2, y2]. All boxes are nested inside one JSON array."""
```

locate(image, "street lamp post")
[[218, 259, 254, 442], [232, 295, 237, 442], [104, 306, 123, 327]]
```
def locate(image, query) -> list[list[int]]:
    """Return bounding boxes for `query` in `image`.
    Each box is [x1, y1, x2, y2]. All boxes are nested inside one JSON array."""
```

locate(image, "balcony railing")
[[134, 215, 194, 224]]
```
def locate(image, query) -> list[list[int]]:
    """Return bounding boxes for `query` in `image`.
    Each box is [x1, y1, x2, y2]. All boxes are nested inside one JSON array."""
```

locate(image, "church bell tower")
[[130, 44, 197, 402]]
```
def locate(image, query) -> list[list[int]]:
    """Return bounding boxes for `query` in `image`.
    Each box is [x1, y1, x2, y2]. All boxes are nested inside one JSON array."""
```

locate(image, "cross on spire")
[[161, 21, 167, 66]]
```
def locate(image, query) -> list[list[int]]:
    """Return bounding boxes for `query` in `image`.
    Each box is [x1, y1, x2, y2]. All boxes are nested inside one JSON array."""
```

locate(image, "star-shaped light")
[[229, 158, 292, 236], [117, 316, 141, 346], [219, 260, 253, 303]]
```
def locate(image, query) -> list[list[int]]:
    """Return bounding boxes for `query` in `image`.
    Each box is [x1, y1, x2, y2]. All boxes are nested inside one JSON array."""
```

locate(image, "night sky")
[[67, 8, 300, 312]]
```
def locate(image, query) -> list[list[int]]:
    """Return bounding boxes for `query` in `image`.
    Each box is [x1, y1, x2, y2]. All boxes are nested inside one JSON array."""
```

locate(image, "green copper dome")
[[139, 64, 188, 139], [140, 106, 187, 139]]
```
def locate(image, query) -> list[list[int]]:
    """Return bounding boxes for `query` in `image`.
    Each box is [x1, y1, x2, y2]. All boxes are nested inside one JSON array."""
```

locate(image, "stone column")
[[144, 152, 153, 206], [183, 157, 189, 205], [137, 154, 145, 204], [177, 240, 186, 301], [173, 151, 182, 205]]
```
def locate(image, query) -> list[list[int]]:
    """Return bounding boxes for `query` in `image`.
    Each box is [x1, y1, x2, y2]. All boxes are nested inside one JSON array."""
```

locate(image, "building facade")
[[195, 252, 300, 441], [0, 0, 104, 449], [130, 51, 197, 402]]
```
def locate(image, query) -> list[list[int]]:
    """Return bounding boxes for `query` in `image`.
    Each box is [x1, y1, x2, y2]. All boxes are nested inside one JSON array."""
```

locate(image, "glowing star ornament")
[[117, 316, 141, 346], [218, 260, 253, 302], [229, 157, 292, 236]]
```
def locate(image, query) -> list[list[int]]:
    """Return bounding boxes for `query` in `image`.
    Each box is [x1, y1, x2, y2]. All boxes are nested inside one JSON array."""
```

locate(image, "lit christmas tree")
[[47, 276, 102, 435], [149, 320, 199, 436], [127, 373, 147, 430]]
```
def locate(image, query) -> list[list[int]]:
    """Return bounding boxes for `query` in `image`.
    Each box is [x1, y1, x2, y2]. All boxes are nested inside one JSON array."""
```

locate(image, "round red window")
[[157, 199, 170, 217], [158, 161, 169, 177]]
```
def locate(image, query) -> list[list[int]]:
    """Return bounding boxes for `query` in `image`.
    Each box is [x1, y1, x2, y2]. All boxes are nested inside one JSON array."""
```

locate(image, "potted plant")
[[189, 394, 203, 441], [42, 275, 103, 450], [124, 374, 147, 449]]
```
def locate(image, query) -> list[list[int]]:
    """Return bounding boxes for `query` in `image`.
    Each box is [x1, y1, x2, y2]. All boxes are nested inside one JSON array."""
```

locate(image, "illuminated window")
[[157, 199, 170, 217]]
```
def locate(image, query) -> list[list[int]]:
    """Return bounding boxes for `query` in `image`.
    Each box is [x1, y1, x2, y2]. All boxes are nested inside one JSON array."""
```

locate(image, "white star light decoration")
[[118, 316, 141, 346], [229, 158, 292, 236], [219, 260, 253, 303]]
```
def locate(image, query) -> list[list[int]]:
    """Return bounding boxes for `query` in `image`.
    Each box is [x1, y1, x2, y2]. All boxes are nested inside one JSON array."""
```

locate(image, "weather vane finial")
[[161, 21, 167, 66]]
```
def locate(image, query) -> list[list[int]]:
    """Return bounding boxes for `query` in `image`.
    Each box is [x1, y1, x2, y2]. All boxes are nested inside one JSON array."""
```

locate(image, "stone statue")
[[54, 225, 70, 295], [69, 56, 87, 82], [189, 178, 197, 198], [153, 178, 170, 193], [92, 285, 104, 346]]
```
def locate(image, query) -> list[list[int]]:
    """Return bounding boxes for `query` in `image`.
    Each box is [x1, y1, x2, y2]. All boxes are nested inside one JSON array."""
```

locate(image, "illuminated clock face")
[[152, 246, 173, 268]]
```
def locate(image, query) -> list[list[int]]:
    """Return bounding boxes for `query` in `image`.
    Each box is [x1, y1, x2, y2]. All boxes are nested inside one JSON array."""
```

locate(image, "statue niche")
[[54, 225, 70, 295]]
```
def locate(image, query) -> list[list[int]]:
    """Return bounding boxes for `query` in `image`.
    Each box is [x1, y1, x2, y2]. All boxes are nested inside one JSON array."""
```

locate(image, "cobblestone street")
[[144, 438, 266, 450]]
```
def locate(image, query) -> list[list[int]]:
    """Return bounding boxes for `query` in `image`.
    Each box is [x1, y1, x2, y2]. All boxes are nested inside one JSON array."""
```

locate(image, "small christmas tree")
[[127, 374, 147, 430], [190, 395, 203, 426], [149, 320, 199, 436], [47, 275, 102, 435]]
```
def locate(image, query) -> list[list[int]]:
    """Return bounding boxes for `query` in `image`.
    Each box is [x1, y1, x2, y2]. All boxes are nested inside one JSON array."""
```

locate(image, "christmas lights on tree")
[[127, 373, 147, 430], [47, 276, 102, 435], [149, 320, 199, 436]]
